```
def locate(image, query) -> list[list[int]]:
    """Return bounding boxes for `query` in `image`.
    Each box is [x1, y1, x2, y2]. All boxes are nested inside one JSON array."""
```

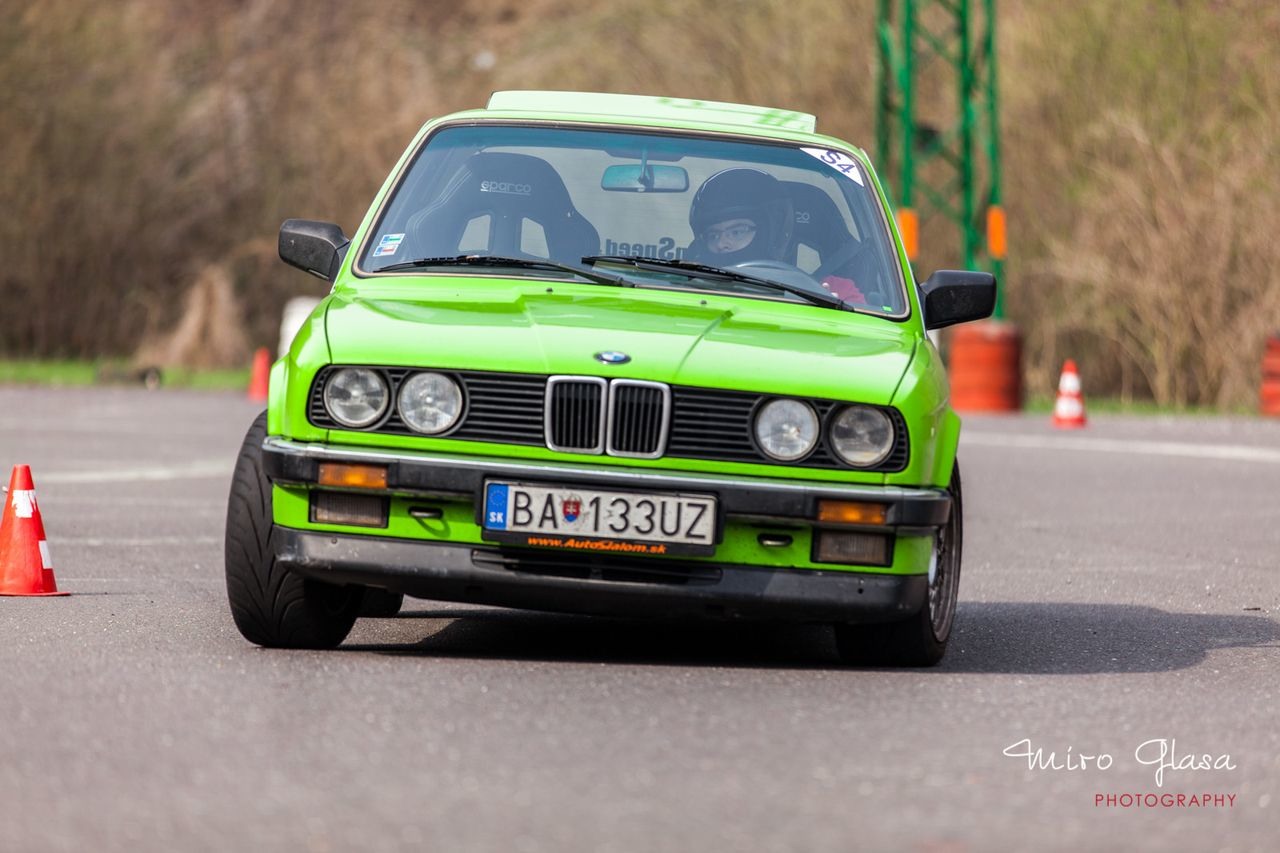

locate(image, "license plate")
[[482, 481, 717, 556]]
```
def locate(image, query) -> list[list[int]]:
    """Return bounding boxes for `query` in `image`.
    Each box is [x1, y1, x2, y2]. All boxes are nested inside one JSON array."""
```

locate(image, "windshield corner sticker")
[[373, 233, 405, 257], [801, 147, 865, 186]]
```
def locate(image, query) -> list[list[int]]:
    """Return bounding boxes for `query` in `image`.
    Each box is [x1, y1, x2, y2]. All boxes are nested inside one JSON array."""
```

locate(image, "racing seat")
[[782, 180, 882, 303], [782, 181, 854, 269], [407, 152, 600, 261]]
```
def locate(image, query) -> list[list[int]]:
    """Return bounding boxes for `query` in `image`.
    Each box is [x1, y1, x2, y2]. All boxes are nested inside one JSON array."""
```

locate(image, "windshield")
[[356, 124, 907, 316]]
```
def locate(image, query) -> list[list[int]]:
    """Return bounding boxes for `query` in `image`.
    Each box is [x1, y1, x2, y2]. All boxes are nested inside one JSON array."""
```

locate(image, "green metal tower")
[[875, 0, 1005, 317]]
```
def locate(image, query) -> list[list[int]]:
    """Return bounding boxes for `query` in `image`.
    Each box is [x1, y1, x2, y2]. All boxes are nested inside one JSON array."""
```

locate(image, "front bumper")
[[276, 528, 928, 622], [262, 437, 951, 531], [263, 436, 948, 621]]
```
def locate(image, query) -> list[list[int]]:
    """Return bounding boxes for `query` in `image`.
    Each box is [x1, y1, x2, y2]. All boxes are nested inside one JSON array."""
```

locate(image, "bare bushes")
[[0, 2, 188, 358], [500, 0, 878, 145], [133, 262, 249, 370], [0, 0, 461, 362], [1022, 116, 1280, 408], [1002, 0, 1280, 407]]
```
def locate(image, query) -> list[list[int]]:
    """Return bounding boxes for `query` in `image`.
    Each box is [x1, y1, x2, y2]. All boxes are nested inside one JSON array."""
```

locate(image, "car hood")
[[324, 279, 917, 405]]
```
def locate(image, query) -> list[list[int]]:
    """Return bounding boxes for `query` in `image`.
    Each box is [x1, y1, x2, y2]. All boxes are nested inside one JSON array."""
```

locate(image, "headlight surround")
[[323, 368, 389, 428], [753, 398, 820, 461], [397, 372, 464, 434], [829, 405, 895, 467]]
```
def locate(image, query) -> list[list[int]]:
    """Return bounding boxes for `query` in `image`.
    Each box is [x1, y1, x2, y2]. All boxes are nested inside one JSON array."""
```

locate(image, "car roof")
[[487, 91, 817, 133], [425, 91, 868, 155]]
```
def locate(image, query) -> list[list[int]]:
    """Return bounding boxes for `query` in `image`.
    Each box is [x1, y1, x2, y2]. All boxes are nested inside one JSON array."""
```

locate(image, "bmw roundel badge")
[[594, 351, 631, 365]]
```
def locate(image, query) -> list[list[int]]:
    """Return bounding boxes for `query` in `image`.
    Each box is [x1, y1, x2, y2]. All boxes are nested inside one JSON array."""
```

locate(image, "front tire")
[[833, 463, 963, 667], [224, 413, 363, 648]]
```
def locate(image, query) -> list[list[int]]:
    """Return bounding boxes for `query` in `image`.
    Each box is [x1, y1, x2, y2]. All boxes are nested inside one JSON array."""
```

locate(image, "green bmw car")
[[224, 91, 994, 665]]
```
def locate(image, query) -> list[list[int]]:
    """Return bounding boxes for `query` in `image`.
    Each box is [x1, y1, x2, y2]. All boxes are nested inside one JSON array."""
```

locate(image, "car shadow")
[[940, 601, 1278, 674], [346, 607, 843, 669], [339, 601, 1278, 674]]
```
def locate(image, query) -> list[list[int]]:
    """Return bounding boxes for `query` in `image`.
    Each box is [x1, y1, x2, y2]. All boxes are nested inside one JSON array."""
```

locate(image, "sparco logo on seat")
[[480, 181, 532, 195]]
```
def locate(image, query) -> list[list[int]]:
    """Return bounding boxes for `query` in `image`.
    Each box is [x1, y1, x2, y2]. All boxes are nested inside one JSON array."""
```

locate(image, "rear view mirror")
[[279, 219, 349, 282], [919, 270, 996, 330], [601, 164, 689, 193]]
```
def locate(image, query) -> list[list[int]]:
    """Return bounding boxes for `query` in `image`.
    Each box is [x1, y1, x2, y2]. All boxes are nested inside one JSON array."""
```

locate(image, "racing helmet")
[[688, 168, 794, 264]]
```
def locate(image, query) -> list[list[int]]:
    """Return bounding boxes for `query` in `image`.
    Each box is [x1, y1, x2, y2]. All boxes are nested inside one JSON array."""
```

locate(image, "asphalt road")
[[1, 387, 1276, 852]]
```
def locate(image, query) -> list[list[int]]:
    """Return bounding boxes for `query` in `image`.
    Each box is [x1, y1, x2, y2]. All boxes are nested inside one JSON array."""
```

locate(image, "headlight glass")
[[397, 372, 463, 434], [754, 399, 819, 461], [323, 368, 389, 428], [829, 405, 894, 467]]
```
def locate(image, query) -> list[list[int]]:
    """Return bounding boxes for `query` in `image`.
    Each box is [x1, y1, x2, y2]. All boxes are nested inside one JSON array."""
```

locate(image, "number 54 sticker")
[[801, 147, 865, 186]]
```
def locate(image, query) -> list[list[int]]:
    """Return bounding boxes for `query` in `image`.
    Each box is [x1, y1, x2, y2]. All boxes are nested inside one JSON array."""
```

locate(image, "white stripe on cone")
[[1054, 396, 1084, 419], [38, 540, 52, 569], [12, 489, 36, 519]]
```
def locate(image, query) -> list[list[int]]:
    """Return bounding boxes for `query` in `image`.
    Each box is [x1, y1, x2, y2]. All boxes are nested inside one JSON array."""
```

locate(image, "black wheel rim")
[[927, 508, 959, 641]]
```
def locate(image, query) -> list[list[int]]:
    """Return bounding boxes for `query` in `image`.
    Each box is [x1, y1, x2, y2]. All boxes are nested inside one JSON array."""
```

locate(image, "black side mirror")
[[279, 219, 350, 282], [919, 270, 996, 330]]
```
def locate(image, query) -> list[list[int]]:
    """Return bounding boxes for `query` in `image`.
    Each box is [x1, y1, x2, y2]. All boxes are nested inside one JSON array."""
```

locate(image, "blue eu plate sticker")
[[372, 232, 405, 258], [484, 483, 510, 529]]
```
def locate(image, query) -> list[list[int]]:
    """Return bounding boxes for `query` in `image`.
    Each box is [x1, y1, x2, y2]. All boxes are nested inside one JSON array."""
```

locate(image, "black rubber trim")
[[275, 529, 928, 623], [262, 442, 950, 528]]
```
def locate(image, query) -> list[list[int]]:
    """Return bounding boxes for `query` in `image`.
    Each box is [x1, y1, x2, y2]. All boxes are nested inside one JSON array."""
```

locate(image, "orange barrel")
[[947, 320, 1023, 412], [1261, 334, 1280, 417]]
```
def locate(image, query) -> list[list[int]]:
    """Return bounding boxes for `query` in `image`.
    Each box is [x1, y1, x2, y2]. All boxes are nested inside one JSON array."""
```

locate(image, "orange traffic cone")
[[0, 465, 68, 596], [247, 347, 270, 402], [1052, 359, 1087, 429]]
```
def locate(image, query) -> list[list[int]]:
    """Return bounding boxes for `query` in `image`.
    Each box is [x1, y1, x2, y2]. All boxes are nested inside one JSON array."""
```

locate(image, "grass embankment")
[[1020, 396, 1259, 417], [0, 360, 250, 391]]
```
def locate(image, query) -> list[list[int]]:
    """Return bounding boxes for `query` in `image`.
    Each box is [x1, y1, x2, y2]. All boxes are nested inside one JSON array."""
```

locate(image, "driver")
[[687, 168, 793, 265], [688, 168, 866, 303]]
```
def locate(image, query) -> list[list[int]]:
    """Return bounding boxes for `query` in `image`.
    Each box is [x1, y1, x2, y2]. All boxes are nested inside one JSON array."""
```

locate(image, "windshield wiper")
[[375, 254, 632, 287], [581, 255, 847, 310]]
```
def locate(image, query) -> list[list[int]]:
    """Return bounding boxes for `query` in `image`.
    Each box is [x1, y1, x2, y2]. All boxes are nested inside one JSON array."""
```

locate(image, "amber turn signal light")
[[317, 462, 388, 490], [817, 500, 888, 525]]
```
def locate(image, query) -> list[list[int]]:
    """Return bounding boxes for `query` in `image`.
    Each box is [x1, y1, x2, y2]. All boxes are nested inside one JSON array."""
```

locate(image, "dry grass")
[[1, 0, 1277, 406], [1001, 0, 1280, 406]]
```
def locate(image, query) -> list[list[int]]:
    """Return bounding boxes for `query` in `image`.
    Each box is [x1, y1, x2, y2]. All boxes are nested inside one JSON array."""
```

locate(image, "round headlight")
[[829, 405, 894, 467], [323, 368, 389, 428], [398, 372, 463, 434], [754, 399, 820, 461]]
